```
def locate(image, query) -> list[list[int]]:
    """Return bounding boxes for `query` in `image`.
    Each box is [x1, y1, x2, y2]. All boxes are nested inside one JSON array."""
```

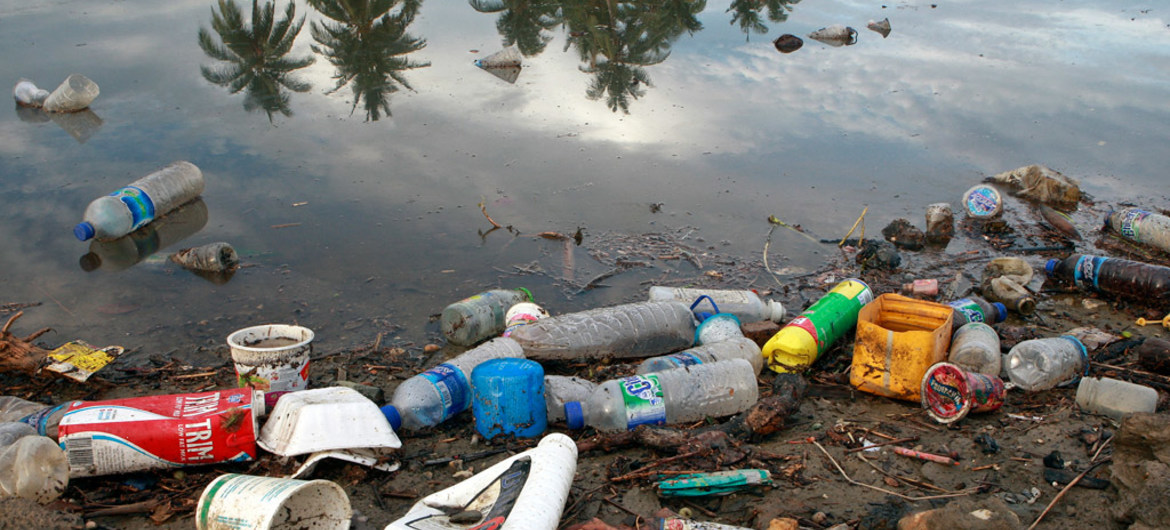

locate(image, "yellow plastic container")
[[850, 293, 954, 402]]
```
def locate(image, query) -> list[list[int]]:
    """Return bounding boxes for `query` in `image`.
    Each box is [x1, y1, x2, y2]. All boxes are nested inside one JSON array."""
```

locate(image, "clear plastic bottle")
[[636, 336, 764, 375], [74, 161, 205, 241], [501, 302, 549, 337], [381, 337, 525, 431], [1075, 376, 1158, 421], [1045, 254, 1170, 302], [924, 203, 954, 244], [1004, 336, 1088, 391], [13, 79, 49, 107], [1105, 208, 1170, 255], [762, 279, 873, 373], [948, 322, 1001, 376], [509, 301, 696, 360], [79, 198, 209, 272], [440, 288, 533, 346], [946, 296, 1006, 331], [42, 74, 100, 113], [564, 358, 759, 432], [0, 397, 49, 423], [544, 375, 597, 423], [0, 424, 68, 503], [647, 286, 786, 323]]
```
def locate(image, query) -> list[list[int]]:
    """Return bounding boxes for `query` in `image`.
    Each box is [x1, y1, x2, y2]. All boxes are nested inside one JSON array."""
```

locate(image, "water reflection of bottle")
[[79, 198, 208, 272]]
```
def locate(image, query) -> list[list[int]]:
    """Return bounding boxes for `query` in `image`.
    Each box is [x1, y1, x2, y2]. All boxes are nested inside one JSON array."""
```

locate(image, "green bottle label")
[[619, 374, 666, 429], [803, 279, 873, 354]]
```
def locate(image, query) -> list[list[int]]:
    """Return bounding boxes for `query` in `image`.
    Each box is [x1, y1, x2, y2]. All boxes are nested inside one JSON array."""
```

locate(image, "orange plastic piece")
[[850, 293, 954, 402]]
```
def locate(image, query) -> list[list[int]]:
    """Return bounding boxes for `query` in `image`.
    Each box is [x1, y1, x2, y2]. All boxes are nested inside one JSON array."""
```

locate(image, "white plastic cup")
[[196, 473, 351, 530], [227, 325, 314, 392]]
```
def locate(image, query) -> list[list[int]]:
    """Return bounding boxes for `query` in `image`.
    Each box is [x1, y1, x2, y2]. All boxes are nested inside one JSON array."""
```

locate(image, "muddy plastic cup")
[[42, 74, 100, 113], [227, 324, 314, 392], [196, 473, 351, 530]]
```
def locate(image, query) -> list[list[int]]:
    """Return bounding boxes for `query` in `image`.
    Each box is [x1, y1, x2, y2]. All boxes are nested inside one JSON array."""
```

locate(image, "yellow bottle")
[[763, 279, 873, 373]]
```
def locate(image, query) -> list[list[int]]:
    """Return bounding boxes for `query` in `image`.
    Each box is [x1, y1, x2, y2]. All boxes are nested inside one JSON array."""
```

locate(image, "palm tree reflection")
[[197, 0, 315, 122], [308, 0, 430, 121], [727, 0, 799, 39], [469, 0, 563, 57]]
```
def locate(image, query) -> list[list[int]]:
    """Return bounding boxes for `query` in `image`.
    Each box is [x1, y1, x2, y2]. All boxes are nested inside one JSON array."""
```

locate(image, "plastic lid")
[[695, 313, 742, 345], [564, 401, 584, 429], [921, 362, 972, 425], [991, 302, 1007, 323], [1045, 259, 1059, 276], [73, 222, 95, 241], [380, 404, 402, 431], [767, 300, 786, 322]]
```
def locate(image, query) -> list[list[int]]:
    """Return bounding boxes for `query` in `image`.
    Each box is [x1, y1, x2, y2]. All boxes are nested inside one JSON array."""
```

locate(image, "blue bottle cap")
[[1045, 259, 1059, 276], [380, 404, 402, 431], [565, 401, 585, 430], [73, 222, 95, 241], [991, 302, 1007, 323]]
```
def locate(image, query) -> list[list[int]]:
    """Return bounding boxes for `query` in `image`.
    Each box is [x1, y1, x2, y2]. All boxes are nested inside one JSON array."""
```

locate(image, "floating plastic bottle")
[[79, 198, 209, 272], [948, 322, 1002, 376], [636, 337, 764, 375], [0, 424, 68, 503], [73, 161, 205, 241], [1105, 208, 1170, 254], [509, 301, 696, 361], [12, 79, 49, 107], [647, 286, 786, 323], [1075, 376, 1158, 421], [440, 288, 533, 346], [544, 376, 597, 423], [762, 279, 873, 373], [946, 296, 1006, 331], [1045, 254, 1170, 302], [1003, 336, 1088, 391], [42, 74, 100, 113], [169, 242, 238, 272], [382, 337, 525, 431], [564, 358, 758, 432]]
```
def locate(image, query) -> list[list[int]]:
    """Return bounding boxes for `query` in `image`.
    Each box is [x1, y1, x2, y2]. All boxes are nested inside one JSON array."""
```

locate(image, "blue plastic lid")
[[694, 313, 742, 345], [991, 302, 1007, 323], [565, 401, 584, 430], [1045, 259, 1059, 276], [380, 404, 402, 431], [73, 222, 95, 241]]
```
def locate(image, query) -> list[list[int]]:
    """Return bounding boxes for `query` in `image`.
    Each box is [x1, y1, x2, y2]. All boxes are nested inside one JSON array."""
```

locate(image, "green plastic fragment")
[[656, 469, 772, 497]]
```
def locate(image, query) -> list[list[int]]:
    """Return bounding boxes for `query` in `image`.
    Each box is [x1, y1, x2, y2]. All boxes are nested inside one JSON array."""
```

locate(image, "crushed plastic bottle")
[[762, 279, 873, 373], [564, 358, 758, 432], [440, 288, 533, 346], [382, 337, 525, 431], [42, 74, 100, 113], [1104, 208, 1170, 255], [0, 424, 69, 503], [636, 336, 764, 375], [1004, 336, 1088, 391], [647, 286, 785, 323], [74, 161, 205, 241], [948, 322, 1002, 376], [12, 79, 49, 107], [509, 301, 696, 360], [1045, 254, 1170, 302], [169, 242, 238, 272]]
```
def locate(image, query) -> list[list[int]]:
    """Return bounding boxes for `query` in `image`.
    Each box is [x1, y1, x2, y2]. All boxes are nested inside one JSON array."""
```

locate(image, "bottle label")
[[619, 374, 666, 429], [663, 352, 704, 369], [1117, 209, 1150, 242], [950, 299, 986, 324], [1072, 255, 1108, 291], [420, 363, 470, 421], [397, 457, 531, 529], [109, 186, 156, 231], [18, 402, 71, 436], [964, 187, 1001, 217]]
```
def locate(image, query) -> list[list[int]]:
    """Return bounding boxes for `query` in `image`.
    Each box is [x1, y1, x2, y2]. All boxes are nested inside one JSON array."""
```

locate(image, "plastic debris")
[[169, 242, 239, 272], [656, 469, 773, 497], [773, 34, 803, 53], [41, 340, 124, 382], [808, 25, 858, 46], [988, 164, 1082, 207], [867, 18, 892, 38], [474, 47, 523, 84]]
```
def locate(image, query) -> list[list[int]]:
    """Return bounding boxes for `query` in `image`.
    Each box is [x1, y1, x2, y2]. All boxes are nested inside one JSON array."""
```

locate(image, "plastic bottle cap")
[[380, 404, 402, 431], [1044, 259, 1059, 276], [991, 302, 1007, 323], [768, 301, 786, 322], [564, 401, 585, 430], [73, 222, 95, 241], [695, 313, 742, 345]]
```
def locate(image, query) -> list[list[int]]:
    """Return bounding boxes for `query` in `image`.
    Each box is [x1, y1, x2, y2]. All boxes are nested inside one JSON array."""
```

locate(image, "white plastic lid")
[[767, 300, 786, 322]]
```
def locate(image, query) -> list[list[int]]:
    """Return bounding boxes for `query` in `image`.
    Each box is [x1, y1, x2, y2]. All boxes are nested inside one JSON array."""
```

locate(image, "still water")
[[1, 0, 1167, 365]]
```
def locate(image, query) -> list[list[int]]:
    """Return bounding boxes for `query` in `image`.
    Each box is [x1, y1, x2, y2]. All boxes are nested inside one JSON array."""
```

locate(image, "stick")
[[894, 446, 959, 466], [811, 440, 975, 502], [840, 206, 869, 247], [478, 199, 502, 228], [609, 450, 704, 482], [270, 223, 301, 229], [1027, 459, 1110, 530]]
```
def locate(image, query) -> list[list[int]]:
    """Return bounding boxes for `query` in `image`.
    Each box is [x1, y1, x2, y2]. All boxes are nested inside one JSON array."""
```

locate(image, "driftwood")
[[0, 311, 50, 373]]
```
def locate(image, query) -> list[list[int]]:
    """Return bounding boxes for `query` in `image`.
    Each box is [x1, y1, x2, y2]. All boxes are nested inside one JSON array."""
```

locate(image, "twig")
[[1027, 459, 1111, 530], [840, 206, 869, 247], [270, 223, 301, 229], [811, 440, 976, 502], [172, 371, 219, 380], [609, 450, 704, 482], [36, 285, 74, 318], [478, 199, 502, 228]]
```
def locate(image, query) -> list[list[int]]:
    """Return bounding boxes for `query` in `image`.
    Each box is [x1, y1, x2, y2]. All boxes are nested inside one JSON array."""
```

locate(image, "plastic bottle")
[[382, 337, 525, 431], [0, 424, 69, 503], [636, 336, 764, 375], [762, 279, 873, 373], [985, 277, 1036, 314], [1003, 336, 1088, 391], [961, 184, 1003, 219], [647, 286, 786, 323], [1105, 208, 1170, 254], [74, 161, 205, 242], [13, 79, 49, 107], [924, 203, 954, 244], [564, 358, 759, 432], [42, 74, 100, 113], [946, 296, 1006, 331], [501, 302, 549, 338], [169, 242, 238, 272], [440, 288, 533, 346], [1045, 254, 1170, 302], [544, 376, 597, 423], [901, 279, 939, 297], [1075, 376, 1158, 421], [509, 301, 697, 360], [79, 198, 209, 272], [948, 322, 1001, 376], [0, 397, 49, 423]]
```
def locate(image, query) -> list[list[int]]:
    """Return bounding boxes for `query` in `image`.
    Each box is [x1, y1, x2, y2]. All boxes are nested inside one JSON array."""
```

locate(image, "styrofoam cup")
[[228, 324, 314, 392], [196, 473, 351, 530]]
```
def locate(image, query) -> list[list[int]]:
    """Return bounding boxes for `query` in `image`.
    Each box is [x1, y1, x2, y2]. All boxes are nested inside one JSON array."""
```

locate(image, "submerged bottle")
[[74, 161, 205, 241], [440, 288, 533, 346], [636, 337, 764, 375], [382, 337, 525, 431], [1075, 376, 1158, 421], [1003, 336, 1088, 391], [947, 296, 1007, 331], [1045, 254, 1170, 302], [544, 376, 597, 423], [647, 286, 786, 323], [509, 301, 696, 360], [762, 279, 873, 373], [564, 359, 758, 432], [0, 424, 69, 503], [948, 322, 1001, 376], [1105, 208, 1170, 254]]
